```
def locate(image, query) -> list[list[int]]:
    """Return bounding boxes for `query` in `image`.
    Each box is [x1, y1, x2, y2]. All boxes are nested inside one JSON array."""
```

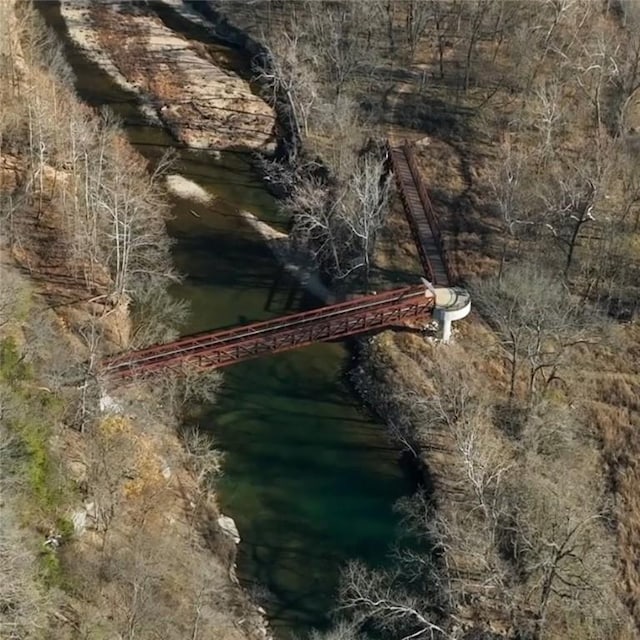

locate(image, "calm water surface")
[[39, 3, 413, 636]]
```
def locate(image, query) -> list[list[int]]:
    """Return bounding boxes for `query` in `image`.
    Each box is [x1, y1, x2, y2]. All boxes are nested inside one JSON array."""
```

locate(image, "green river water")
[[39, 3, 414, 636]]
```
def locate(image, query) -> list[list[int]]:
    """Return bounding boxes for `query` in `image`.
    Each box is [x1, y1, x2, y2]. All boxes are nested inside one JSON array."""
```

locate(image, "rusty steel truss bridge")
[[104, 286, 435, 380], [103, 143, 450, 379]]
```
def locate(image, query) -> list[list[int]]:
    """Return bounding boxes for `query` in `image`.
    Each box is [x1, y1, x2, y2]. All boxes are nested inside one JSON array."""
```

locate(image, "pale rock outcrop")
[[217, 514, 240, 545], [61, 1, 276, 152]]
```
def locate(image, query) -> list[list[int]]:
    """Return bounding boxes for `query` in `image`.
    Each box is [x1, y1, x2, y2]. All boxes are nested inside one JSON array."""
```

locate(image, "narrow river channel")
[[39, 4, 415, 637]]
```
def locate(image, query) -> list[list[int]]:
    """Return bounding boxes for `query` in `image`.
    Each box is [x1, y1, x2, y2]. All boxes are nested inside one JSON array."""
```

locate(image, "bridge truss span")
[[104, 286, 434, 380], [102, 139, 460, 380]]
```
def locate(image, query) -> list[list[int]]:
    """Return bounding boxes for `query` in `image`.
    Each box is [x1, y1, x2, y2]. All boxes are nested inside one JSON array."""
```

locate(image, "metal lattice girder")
[[103, 286, 434, 380]]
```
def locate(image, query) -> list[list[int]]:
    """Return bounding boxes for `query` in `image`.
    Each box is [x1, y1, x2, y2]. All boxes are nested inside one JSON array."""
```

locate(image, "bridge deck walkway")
[[390, 144, 451, 286]]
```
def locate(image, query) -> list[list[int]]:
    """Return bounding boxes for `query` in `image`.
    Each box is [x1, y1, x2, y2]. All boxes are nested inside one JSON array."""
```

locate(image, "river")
[[38, 3, 414, 637]]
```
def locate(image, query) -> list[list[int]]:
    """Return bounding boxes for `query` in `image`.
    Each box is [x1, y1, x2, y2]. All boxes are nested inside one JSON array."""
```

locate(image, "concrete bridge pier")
[[433, 287, 471, 342]]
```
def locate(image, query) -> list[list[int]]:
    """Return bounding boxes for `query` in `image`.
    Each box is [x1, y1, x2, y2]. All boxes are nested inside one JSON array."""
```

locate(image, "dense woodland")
[[2, 1, 640, 640]]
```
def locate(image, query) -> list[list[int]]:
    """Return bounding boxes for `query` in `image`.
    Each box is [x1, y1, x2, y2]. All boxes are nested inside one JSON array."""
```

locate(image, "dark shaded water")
[[38, 3, 413, 636]]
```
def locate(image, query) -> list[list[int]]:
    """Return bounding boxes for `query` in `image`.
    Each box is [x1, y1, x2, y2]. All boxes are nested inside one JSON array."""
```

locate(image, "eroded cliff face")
[[60, 1, 277, 152]]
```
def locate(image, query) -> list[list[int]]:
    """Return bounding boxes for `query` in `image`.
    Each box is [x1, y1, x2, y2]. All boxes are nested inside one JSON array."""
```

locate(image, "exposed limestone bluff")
[[61, 0, 276, 152]]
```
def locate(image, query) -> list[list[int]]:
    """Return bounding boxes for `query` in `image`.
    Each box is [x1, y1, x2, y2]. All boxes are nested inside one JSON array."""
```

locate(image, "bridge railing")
[[103, 285, 434, 376], [400, 142, 454, 284], [394, 170, 437, 283], [387, 143, 437, 283]]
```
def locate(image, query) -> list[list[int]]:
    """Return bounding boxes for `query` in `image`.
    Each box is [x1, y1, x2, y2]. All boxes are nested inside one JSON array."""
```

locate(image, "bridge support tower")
[[433, 287, 471, 342]]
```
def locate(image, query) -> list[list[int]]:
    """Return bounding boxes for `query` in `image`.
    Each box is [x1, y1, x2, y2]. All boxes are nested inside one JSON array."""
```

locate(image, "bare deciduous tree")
[[129, 284, 189, 349], [0, 528, 47, 639], [86, 416, 135, 550], [0, 264, 31, 328], [180, 425, 224, 492], [287, 148, 389, 284], [341, 154, 391, 284], [310, 621, 363, 640], [306, 1, 366, 97], [473, 264, 601, 407], [540, 165, 606, 277], [339, 560, 450, 640], [254, 33, 313, 154], [504, 470, 620, 639], [532, 81, 565, 165], [405, 0, 431, 61]]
